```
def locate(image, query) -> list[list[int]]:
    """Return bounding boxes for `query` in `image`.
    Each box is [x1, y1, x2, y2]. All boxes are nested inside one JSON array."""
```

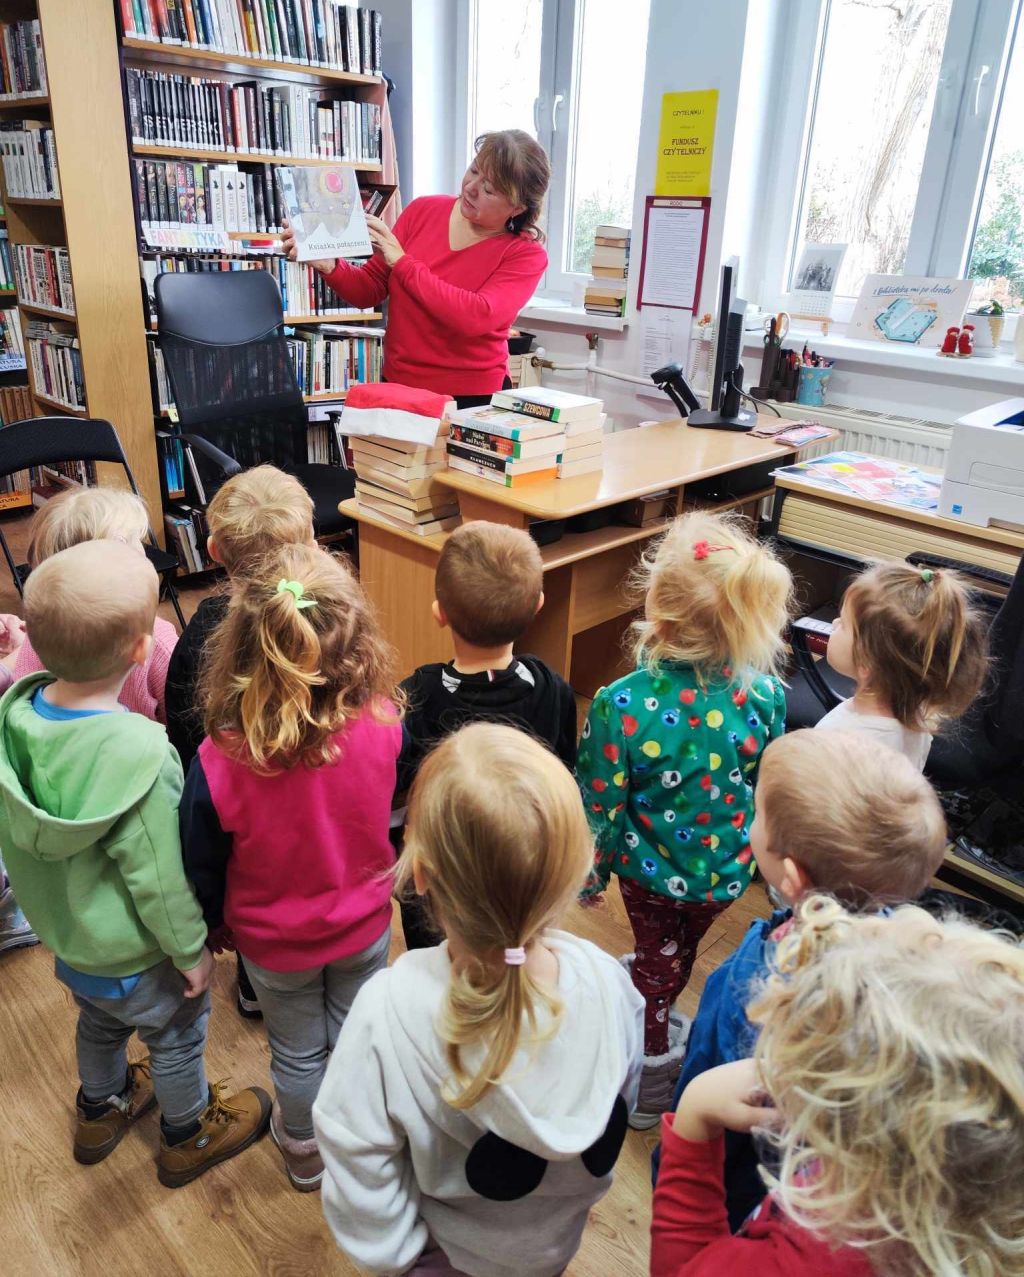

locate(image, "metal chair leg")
[[163, 573, 187, 631]]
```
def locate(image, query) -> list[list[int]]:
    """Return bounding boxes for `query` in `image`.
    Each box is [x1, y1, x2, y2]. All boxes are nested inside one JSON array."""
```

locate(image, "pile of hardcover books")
[[583, 224, 629, 318], [345, 383, 459, 537], [446, 386, 605, 487]]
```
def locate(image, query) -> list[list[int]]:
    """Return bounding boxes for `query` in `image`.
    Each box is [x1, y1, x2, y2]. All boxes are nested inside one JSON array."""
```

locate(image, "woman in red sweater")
[[282, 130, 549, 407], [652, 897, 1023, 1276]]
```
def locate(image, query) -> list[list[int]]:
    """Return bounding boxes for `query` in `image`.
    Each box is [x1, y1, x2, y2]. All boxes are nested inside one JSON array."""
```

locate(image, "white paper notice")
[[640, 308, 694, 375], [640, 205, 706, 308]]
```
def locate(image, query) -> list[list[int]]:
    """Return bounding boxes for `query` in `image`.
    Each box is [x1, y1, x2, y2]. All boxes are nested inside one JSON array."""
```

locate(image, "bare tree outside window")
[[799, 0, 953, 296]]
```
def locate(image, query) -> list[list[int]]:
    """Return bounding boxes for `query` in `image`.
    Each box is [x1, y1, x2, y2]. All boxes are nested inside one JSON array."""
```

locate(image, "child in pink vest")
[[179, 542, 402, 1192]]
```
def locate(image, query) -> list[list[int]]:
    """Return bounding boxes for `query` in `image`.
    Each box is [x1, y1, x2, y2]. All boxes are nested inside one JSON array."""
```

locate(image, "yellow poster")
[[655, 90, 718, 196]]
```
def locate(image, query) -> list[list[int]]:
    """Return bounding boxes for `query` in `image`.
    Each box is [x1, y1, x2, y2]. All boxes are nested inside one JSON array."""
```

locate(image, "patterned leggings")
[[619, 877, 729, 1056]]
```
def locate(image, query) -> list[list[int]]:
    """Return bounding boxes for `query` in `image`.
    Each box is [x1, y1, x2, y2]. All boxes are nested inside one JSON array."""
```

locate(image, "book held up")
[[276, 165, 372, 262]]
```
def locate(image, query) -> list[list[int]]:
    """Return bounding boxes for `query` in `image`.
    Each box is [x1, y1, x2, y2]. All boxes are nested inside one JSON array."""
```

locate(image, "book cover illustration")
[[276, 165, 372, 262], [848, 275, 972, 348]]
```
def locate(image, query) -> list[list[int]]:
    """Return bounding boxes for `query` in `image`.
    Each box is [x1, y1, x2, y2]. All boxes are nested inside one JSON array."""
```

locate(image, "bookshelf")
[[0, 0, 158, 518], [115, 6, 390, 570]]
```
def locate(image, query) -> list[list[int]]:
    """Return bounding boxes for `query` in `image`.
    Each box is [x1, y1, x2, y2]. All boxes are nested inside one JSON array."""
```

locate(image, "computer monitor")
[[688, 263, 756, 432]]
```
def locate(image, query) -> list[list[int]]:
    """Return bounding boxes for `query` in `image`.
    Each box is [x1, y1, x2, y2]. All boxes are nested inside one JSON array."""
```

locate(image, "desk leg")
[[356, 523, 450, 679]]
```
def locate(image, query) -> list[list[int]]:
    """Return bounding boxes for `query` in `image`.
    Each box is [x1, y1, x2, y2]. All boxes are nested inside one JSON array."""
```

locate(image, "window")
[[463, 0, 651, 295], [769, 0, 1023, 316]]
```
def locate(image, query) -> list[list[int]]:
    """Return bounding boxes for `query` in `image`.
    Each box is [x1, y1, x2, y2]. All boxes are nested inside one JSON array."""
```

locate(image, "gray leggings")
[[69, 958, 210, 1128], [243, 928, 391, 1140]]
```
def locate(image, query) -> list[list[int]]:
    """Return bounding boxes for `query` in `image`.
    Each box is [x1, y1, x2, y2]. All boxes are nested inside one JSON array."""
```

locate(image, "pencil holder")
[[796, 365, 833, 407]]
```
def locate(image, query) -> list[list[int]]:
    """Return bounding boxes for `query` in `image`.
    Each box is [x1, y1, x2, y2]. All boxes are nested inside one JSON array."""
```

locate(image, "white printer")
[[939, 397, 1024, 529]]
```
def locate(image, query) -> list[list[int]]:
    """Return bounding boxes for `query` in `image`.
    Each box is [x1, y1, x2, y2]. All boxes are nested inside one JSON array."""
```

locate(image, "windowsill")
[[744, 327, 1024, 387], [518, 298, 629, 333]]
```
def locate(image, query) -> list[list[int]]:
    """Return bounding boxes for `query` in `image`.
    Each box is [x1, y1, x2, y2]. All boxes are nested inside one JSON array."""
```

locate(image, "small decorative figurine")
[[958, 323, 975, 356], [940, 326, 960, 355]]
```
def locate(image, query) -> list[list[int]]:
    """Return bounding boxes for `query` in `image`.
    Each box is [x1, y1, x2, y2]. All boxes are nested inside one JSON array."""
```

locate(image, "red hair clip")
[[693, 540, 734, 561]]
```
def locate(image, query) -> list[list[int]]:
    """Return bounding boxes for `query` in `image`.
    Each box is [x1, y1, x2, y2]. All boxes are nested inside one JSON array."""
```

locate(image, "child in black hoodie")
[[397, 520, 577, 945]]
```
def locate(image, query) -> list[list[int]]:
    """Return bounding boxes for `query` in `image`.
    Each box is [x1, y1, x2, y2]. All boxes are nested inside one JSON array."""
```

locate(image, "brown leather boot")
[[157, 1082, 271, 1188], [270, 1100, 324, 1192], [73, 1059, 156, 1165]]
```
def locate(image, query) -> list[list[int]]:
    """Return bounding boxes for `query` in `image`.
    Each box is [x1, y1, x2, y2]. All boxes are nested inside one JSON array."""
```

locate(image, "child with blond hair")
[[819, 559, 988, 768], [13, 486, 177, 722], [165, 464, 315, 773], [180, 542, 401, 1192], [653, 895, 1023, 1275], [577, 510, 791, 1127], [0, 540, 269, 1185], [656, 727, 948, 1223], [315, 723, 643, 1277]]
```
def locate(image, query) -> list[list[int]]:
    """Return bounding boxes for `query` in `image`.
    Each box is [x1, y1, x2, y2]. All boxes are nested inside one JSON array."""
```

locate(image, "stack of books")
[[0, 120, 60, 199], [350, 406, 458, 537], [490, 386, 605, 479], [446, 405, 566, 489], [584, 225, 630, 318]]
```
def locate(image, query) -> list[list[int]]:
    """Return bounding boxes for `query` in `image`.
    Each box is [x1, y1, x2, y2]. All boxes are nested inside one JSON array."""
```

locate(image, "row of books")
[[26, 320, 84, 410], [0, 385, 32, 507], [120, 1, 383, 76], [0, 122, 60, 200], [0, 231, 12, 291], [126, 69, 382, 162], [165, 503, 213, 574], [0, 19, 46, 98], [136, 158, 284, 236], [0, 308, 26, 371], [584, 224, 630, 318], [14, 243, 74, 314], [286, 325, 383, 397], [140, 253, 376, 323], [446, 388, 605, 487]]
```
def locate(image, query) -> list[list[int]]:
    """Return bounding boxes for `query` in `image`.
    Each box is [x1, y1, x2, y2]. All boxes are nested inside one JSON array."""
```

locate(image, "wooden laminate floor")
[[0, 507, 773, 1276]]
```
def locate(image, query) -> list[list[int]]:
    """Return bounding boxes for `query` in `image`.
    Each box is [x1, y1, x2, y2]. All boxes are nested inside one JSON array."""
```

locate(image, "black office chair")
[[0, 415, 186, 629], [154, 271, 354, 538]]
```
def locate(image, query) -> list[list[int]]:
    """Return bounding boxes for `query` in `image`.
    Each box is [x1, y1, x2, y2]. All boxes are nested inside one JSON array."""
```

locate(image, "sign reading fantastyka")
[[276, 166, 372, 262], [655, 90, 718, 196]]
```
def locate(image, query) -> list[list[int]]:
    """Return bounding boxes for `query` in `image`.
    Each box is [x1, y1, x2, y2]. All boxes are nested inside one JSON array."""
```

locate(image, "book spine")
[[372, 9, 382, 76], [449, 426, 524, 458], [446, 440, 514, 474], [495, 397, 560, 422]]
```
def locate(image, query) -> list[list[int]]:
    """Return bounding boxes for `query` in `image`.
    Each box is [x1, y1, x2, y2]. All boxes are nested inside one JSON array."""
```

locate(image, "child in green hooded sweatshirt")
[[0, 539, 269, 1187]]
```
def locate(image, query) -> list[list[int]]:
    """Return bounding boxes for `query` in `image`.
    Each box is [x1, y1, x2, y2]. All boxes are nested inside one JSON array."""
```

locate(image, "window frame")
[[457, 0, 646, 300], [759, 0, 1023, 318]]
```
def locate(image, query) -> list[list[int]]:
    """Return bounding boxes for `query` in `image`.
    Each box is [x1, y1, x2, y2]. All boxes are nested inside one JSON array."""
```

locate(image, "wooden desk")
[[343, 419, 796, 692], [771, 470, 1024, 576]]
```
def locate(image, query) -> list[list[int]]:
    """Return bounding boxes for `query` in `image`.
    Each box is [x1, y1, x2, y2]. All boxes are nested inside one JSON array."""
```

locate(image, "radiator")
[[774, 403, 952, 467]]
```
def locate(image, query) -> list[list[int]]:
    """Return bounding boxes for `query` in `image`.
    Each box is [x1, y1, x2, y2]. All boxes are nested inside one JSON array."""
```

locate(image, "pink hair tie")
[[693, 540, 735, 561], [504, 947, 527, 966]]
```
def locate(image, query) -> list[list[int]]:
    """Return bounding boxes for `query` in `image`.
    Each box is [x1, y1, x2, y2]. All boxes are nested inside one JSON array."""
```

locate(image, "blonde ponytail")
[[396, 723, 593, 1109], [631, 510, 793, 680], [201, 542, 401, 771]]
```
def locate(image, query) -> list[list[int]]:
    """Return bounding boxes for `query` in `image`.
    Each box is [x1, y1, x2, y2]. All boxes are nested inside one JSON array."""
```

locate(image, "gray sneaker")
[[0, 883, 38, 954], [629, 1015, 691, 1131]]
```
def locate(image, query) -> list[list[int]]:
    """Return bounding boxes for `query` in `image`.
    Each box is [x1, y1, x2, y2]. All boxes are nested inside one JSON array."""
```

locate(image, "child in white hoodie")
[[314, 722, 644, 1277]]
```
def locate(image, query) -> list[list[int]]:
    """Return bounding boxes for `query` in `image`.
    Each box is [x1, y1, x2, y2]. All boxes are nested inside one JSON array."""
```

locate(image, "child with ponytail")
[[314, 723, 643, 1277], [577, 511, 792, 1130], [819, 560, 988, 769], [180, 542, 402, 1192]]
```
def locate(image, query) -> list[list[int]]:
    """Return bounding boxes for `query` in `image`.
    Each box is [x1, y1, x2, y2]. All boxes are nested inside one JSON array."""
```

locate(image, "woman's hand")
[[280, 217, 337, 276], [367, 214, 405, 267], [672, 1058, 778, 1144]]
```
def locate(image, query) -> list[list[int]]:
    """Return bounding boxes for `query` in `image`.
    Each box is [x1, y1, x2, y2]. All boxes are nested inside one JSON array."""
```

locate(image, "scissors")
[[763, 311, 791, 343]]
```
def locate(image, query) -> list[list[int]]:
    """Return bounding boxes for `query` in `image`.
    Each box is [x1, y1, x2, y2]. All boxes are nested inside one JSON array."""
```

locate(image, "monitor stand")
[[688, 406, 757, 432]]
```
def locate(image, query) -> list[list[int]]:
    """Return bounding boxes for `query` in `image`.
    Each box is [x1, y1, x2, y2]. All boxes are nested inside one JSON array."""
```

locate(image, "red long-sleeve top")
[[322, 195, 547, 397], [651, 1118, 873, 1276]]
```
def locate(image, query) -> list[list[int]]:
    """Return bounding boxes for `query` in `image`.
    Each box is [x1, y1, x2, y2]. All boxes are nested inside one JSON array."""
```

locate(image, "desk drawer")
[[777, 492, 1022, 576]]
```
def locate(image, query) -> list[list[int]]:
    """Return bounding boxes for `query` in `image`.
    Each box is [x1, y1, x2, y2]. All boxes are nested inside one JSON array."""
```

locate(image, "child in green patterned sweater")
[[576, 510, 792, 1129]]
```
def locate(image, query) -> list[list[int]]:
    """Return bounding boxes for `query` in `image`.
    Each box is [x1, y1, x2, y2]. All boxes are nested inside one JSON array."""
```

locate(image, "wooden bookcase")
[[0, 0, 161, 520]]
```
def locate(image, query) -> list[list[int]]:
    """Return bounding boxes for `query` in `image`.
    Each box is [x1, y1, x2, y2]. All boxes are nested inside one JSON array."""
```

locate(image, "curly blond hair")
[[631, 510, 793, 682], [749, 895, 1024, 1276], [201, 543, 400, 772], [396, 723, 593, 1109], [206, 464, 314, 576]]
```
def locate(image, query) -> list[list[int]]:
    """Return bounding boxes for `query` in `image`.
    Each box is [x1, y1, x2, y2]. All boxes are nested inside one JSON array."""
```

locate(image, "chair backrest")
[[155, 271, 307, 473], [0, 416, 134, 483]]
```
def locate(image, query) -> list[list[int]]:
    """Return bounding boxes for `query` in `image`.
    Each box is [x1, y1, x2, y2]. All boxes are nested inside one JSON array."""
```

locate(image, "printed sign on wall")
[[655, 90, 718, 196]]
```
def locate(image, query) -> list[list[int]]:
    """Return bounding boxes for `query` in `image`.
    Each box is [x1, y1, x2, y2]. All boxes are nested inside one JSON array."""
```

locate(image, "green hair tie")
[[276, 578, 316, 610], [919, 568, 934, 584]]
